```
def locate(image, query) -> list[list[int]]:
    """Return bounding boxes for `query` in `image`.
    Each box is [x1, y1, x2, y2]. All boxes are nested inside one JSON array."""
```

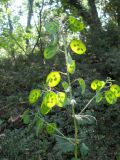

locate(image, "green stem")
[[38, 114, 74, 145], [79, 95, 96, 114], [62, 32, 78, 159]]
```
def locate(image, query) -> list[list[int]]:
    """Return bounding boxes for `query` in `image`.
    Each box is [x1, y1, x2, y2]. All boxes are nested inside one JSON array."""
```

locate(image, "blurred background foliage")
[[0, 0, 120, 159]]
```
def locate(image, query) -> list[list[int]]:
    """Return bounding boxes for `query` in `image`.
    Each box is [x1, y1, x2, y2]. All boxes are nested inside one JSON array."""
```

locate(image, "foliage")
[[0, 0, 120, 160]]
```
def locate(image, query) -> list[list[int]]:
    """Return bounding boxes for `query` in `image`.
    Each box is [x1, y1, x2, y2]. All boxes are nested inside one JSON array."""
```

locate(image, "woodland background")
[[0, 0, 120, 159]]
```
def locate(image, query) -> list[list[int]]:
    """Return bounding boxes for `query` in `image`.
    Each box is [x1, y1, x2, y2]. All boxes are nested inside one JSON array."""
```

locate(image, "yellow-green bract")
[[110, 84, 120, 97], [105, 90, 117, 104], [56, 92, 66, 107], [28, 89, 41, 104], [70, 39, 86, 55], [91, 80, 105, 91], [46, 71, 61, 87]]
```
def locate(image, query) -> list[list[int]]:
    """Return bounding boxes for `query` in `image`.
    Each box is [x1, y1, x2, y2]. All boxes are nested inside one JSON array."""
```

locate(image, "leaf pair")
[[91, 79, 120, 104], [68, 16, 85, 32], [40, 91, 66, 115]]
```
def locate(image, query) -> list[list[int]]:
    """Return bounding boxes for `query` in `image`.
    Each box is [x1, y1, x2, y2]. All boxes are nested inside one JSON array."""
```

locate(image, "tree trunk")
[[26, 0, 34, 49], [6, 3, 16, 62], [88, 0, 101, 30], [61, 0, 103, 55], [87, 0, 103, 54]]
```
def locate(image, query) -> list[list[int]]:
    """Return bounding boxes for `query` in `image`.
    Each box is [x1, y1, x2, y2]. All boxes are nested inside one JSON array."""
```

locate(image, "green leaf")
[[22, 110, 30, 124], [35, 119, 43, 136], [46, 71, 61, 87], [91, 80, 105, 91], [44, 45, 57, 59], [96, 91, 103, 103], [40, 102, 51, 115], [105, 90, 117, 104], [75, 114, 96, 125], [70, 39, 86, 55], [42, 91, 57, 108], [116, 150, 120, 160], [28, 89, 41, 104], [67, 53, 73, 64], [68, 16, 85, 32], [68, 16, 76, 24], [55, 136, 74, 153], [56, 92, 67, 107], [46, 123, 56, 135], [80, 143, 89, 157], [45, 21, 59, 34], [67, 60, 76, 74], [78, 78, 86, 95], [110, 84, 120, 97], [62, 81, 70, 92]]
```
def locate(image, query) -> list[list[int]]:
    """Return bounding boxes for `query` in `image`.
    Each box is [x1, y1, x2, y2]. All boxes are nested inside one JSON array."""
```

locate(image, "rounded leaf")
[[105, 90, 117, 104], [91, 80, 105, 91], [68, 16, 76, 24], [110, 84, 120, 97], [57, 92, 66, 107], [43, 91, 57, 108], [70, 39, 86, 54], [44, 45, 57, 59], [40, 101, 51, 115], [69, 16, 85, 32], [35, 119, 44, 136], [67, 60, 76, 74], [96, 91, 103, 103], [46, 123, 56, 135], [70, 21, 84, 32], [28, 89, 41, 104], [78, 78, 86, 95], [46, 71, 61, 87]]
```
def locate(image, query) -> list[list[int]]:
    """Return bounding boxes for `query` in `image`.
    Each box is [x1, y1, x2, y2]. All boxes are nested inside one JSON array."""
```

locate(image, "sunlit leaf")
[[70, 39, 86, 54], [70, 21, 85, 32], [105, 90, 117, 104], [78, 78, 86, 95], [43, 91, 57, 108], [40, 101, 51, 115], [46, 123, 56, 135], [57, 92, 66, 107], [91, 80, 105, 91], [46, 71, 61, 87], [68, 16, 85, 32], [28, 89, 41, 104], [68, 16, 76, 24], [44, 45, 57, 59], [110, 84, 120, 97]]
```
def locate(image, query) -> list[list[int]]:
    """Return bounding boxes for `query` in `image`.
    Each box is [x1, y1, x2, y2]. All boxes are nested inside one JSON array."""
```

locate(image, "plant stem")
[[38, 114, 74, 145], [62, 32, 78, 159], [79, 95, 96, 114]]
